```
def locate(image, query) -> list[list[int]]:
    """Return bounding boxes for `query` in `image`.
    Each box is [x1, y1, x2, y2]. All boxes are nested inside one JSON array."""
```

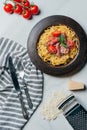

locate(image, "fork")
[[17, 59, 33, 109]]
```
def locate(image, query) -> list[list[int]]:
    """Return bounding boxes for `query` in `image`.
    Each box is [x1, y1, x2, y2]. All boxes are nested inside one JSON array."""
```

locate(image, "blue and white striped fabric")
[[0, 37, 44, 130]]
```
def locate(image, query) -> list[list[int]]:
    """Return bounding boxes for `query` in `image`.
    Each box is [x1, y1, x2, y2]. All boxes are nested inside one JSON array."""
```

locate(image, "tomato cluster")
[[3, 0, 39, 19]]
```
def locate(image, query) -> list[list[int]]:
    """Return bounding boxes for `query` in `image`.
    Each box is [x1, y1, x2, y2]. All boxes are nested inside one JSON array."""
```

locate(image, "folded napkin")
[[0, 37, 44, 130]]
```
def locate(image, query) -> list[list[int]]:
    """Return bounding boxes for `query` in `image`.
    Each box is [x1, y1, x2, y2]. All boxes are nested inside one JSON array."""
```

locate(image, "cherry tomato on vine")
[[22, 0, 30, 7], [3, 3, 13, 14], [14, 4, 22, 14], [22, 9, 31, 19], [13, 0, 21, 3], [30, 5, 39, 15]]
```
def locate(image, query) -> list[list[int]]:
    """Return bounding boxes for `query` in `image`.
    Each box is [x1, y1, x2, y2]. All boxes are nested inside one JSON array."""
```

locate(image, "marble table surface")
[[0, 0, 87, 129]]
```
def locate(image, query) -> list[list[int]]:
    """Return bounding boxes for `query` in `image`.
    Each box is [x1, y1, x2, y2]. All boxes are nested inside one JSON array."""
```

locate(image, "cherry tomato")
[[22, 9, 31, 19], [22, 0, 30, 7], [30, 5, 39, 15], [67, 40, 75, 49], [4, 3, 13, 14], [14, 4, 23, 14], [13, 0, 21, 3], [47, 45, 57, 54], [52, 31, 61, 37]]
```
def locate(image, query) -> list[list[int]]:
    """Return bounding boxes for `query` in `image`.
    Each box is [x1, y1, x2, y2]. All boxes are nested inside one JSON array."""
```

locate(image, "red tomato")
[[52, 31, 61, 37], [22, 9, 31, 19], [67, 40, 75, 49], [13, 0, 21, 2], [22, 0, 30, 7], [47, 45, 57, 54], [30, 5, 39, 15], [4, 3, 13, 14], [14, 4, 22, 14]]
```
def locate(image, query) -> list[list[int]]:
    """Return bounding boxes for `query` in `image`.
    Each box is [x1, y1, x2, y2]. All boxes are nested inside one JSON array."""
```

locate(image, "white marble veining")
[[0, 0, 87, 129]]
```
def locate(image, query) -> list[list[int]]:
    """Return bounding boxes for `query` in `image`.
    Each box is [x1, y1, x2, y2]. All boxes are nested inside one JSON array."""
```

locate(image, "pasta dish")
[[37, 25, 79, 66]]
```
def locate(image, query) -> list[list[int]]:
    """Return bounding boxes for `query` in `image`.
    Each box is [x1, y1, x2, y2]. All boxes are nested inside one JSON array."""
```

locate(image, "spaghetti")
[[37, 25, 79, 66]]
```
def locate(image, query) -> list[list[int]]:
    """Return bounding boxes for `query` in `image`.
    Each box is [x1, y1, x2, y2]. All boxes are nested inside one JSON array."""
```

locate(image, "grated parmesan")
[[40, 91, 67, 120]]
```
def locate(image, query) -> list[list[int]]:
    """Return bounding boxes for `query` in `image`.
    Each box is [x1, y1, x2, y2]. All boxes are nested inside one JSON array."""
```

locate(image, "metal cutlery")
[[8, 56, 29, 120], [17, 59, 33, 109]]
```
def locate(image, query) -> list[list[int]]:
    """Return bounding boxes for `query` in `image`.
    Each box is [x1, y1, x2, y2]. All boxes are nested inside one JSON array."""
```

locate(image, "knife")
[[8, 56, 29, 120]]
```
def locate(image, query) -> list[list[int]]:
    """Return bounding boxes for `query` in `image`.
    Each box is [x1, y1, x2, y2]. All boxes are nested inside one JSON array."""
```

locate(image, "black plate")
[[27, 15, 87, 76]]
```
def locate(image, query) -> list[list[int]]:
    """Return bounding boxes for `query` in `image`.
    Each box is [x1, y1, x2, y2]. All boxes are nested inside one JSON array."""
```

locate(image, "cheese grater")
[[58, 94, 87, 130]]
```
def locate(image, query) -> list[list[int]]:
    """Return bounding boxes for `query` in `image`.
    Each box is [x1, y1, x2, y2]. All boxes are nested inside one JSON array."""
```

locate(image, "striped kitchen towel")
[[0, 37, 44, 130]]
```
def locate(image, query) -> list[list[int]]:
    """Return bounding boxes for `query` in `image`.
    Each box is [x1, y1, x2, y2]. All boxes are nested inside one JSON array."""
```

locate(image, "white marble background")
[[0, 0, 87, 129]]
